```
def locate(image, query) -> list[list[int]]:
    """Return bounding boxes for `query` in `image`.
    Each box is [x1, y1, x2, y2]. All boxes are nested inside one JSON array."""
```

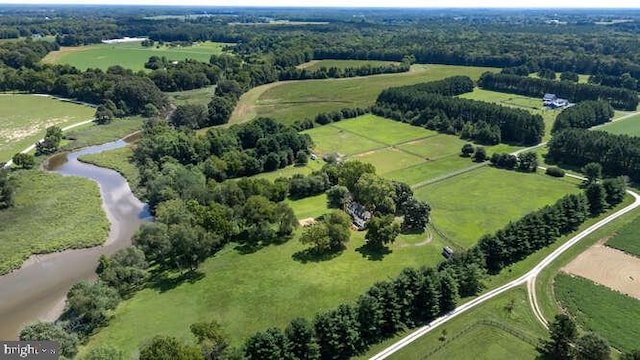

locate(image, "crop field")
[[81, 203, 448, 357], [42, 41, 229, 71], [365, 287, 543, 360], [597, 113, 640, 137], [296, 59, 400, 71], [0, 170, 109, 275], [230, 64, 497, 126], [606, 215, 640, 257], [0, 94, 95, 162], [554, 273, 640, 352], [413, 167, 582, 248]]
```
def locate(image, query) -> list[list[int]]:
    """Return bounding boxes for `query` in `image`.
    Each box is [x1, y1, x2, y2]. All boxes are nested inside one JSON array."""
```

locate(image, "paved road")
[[370, 188, 640, 360]]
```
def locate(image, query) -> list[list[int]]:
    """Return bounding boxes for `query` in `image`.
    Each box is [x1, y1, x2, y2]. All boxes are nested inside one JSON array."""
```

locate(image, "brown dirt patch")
[[562, 243, 640, 300], [295, 60, 321, 70], [299, 217, 316, 227]]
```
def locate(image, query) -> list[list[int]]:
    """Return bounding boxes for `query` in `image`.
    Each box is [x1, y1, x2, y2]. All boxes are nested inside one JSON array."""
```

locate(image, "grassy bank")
[[62, 116, 144, 150], [78, 145, 140, 195], [0, 170, 109, 274]]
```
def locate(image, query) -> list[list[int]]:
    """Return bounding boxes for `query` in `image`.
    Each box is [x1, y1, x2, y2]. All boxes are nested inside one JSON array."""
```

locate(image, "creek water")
[[0, 138, 150, 339]]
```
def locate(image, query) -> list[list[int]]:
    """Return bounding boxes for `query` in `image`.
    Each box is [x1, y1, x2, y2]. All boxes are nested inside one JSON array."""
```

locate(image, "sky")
[[0, 0, 637, 8]]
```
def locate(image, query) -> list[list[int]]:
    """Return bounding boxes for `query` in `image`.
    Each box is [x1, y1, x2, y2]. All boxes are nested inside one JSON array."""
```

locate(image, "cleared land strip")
[[370, 189, 640, 360]]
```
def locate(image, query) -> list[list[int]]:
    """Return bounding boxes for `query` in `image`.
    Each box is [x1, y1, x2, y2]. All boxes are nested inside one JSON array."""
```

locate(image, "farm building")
[[542, 93, 570, 108]]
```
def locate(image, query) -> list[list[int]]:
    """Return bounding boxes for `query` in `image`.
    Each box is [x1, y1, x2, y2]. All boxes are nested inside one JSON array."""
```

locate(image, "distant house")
[[543, 93, 570, 109], [344, 194, 372, 231]]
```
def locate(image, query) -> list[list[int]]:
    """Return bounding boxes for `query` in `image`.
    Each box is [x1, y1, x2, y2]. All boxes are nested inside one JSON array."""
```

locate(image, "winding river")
[[0, 138, 150, 339]]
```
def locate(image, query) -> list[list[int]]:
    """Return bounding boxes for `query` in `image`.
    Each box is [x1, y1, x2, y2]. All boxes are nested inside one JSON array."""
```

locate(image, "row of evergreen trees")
[[374, 76, 544, 145], [478, 72, 639, 111], [547, 129, 640, 182], [552, 100, 614, 133]]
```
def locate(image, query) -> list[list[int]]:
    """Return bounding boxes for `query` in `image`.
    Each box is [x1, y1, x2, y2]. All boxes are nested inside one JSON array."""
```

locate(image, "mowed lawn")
[[0, 94, 95, 162], [231, 64, 497, 125], [554, 273, 640, 352], [414, 167, 582, 248], [0, 170, 109, 274], [297, 59, 400, 71], [167, 86, 217, 107], [81, 203, 447, 357], [42, 41, 229, 71], [598, 113, 640, 137], [372, 286, 543, 360], [606, 215, 640, 257]]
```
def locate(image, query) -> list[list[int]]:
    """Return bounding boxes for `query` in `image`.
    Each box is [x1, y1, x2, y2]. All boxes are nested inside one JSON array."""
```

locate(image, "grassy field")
[[167, 86, 216, 106], [598, 113, 640, 136], [296, 59, 400, 71], [230, 64, 497, 126], [414, 167, 582, 248], [42, 41, 229, 71], [0, 170, 109, 274], [605, 215, 640, 257], [0, 94, 95, 162], [62, 116, 144, 150], [81, 203, 448, 357], [554, 273, 640, 352], [78, 145, 140, 193], [358, 286, 543, 360]]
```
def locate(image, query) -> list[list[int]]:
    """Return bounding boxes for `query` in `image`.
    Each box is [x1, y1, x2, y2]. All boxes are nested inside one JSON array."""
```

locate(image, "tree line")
[[374, 76, 544, 145], [478, 72, 639, 111], [552, 100, 614, 133], [547, 128, 640, 182], [278, 62, 410, 81]]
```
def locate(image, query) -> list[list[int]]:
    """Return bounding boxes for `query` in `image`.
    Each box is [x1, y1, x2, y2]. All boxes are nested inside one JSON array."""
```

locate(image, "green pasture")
[[606, 215, 640, 257], [0, 94, 95, 162], [42, 41, 229, 71], [167, 86, 216, 106], [81, 210, 446, 357], [62, 116, 144, 150], [331, 114, 437, 145], [414, 167, 582, 248], [598, 113, 640, 137], [555, 273, 640, 352], [230, 64, 497, 125], [397, 135, 467, 159], [360, 287, 543, 360], [384, 156, 473, 185], [353, 148, 425, 174], [0, 170, 109, 275], [297, 59, 400, 71], [303, 125, 384, 156]]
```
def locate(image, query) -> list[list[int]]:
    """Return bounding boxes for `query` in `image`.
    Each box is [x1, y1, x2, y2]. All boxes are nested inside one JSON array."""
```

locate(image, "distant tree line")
[[552, 100, 614, 133], [548, 129, 640, 182], [374, 76, 544, 145], [278, 62, 410, 81], [478, 72, 639, 111]]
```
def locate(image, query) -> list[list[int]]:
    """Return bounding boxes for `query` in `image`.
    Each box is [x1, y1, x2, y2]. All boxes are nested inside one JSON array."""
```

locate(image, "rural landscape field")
[[1, 4, 640, 360]]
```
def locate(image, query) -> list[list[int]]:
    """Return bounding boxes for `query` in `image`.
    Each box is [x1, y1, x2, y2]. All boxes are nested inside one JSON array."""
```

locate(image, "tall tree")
[[575, 332, 611, 360], [20, 322, 79, 359], [365, 215, 401, 249], [0, 169, 14, 209], [537, 314, 578, 360], [582, 162, 603, 185], [190, 320, 229, 360], [438, 270, 459, 315], [585, 182, 608, 215], [139, 336, 203, 360], [285, 318, 320, 360], [244, 327, 290, 360]]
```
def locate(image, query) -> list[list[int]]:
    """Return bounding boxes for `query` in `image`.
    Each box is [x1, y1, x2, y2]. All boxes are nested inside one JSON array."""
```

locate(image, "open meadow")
[[0, 170, 108, 275], [0, 94, 95, 162], [61, 116, 144, 150], [554, 273, 640, 352], [597, 113, 640, 137], [42, 41, 229, 71], [80, 207, 449, 357], [230, 64, 497, 126], [166, 86, 217, 106]]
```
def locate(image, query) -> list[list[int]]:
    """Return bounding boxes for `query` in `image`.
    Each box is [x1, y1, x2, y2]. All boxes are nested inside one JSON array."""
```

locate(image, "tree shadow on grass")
[[355, 243, 392, 261], [148, 269, 205, 293], [292, 247, 344, 264]]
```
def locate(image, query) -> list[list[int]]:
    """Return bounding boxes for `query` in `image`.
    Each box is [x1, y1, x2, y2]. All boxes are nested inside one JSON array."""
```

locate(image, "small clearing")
[[562, 243, 640, 300]]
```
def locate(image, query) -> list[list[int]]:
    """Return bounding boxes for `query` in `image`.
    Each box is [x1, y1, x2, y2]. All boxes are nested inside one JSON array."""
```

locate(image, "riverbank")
[[0, 138, 150, 339]]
